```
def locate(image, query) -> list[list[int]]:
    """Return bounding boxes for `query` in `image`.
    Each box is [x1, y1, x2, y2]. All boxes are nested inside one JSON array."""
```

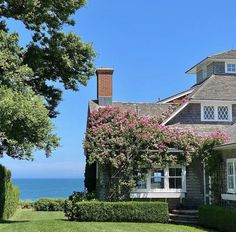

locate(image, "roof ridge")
[[112, 101, 170, 104], [209, 49, 236, 58], [207, 49, 234, 58], [159, 87, 195, 103]]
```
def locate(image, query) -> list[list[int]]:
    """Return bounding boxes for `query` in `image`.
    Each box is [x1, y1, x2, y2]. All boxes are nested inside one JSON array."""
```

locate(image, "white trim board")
[[221, 194, 236, 201], [160, 89, 194, 104], [130, 192, 185, 199], [162, 101, 189, 125]]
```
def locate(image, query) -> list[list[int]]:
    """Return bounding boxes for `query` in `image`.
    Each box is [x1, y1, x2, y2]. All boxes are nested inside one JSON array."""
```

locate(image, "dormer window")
[[226, 63, 236, 73], [201, 103, 232, 122]]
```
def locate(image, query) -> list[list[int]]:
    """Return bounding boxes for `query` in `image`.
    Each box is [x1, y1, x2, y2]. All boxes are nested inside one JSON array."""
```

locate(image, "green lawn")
[[0, 210, 215, 232]]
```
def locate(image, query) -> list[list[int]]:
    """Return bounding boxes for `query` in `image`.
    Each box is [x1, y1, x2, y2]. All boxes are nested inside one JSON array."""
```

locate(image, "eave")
[[214, 143, 236, 151]]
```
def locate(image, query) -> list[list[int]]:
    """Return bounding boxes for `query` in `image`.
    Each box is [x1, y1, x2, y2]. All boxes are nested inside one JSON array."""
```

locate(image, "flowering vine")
[[84, 107, 228, 201]]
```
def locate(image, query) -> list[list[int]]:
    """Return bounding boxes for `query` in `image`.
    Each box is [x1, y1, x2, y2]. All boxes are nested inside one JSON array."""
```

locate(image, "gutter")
[[213, 143, 236, 151]]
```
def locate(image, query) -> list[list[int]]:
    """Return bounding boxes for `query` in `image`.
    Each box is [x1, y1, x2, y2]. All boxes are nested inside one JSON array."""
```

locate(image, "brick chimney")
[[96, 68, 114, 106]]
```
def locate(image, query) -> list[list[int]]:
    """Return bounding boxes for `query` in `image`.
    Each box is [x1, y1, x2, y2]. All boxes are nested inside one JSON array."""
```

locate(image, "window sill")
[[221, 193, 236, 201], [130, 190, 186, 199]]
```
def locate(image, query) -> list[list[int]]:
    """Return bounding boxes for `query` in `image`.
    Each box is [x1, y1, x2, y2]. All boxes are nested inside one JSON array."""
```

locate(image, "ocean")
[[13, 178, 84, 201]]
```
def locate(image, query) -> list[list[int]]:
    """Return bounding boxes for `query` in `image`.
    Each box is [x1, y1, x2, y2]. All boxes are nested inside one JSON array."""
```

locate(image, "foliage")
[[64, 192, 96, 219], [64, 201, 169, 223], [0, 210, 210, 232], [0, 164, 19, 220], [199, 205, 236, 232], [0, 29, 59, 159], [0, 0, 96, 118], [0, 0, 95, 159], [84, 107, 228, 201], [19, 201, 34, 209], [68, 191, 96, 203], [198, 132, 229, 204], [34, 198, 65, 211]]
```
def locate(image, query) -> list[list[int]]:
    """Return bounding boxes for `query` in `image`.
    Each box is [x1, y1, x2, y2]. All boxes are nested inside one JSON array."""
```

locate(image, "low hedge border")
[[64, 201, 169, 223], [199, 205, 236, 232], [34, 198, 65, 211]]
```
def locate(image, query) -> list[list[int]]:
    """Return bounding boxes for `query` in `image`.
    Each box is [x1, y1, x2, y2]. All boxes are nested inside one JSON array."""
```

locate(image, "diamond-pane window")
[[218, 106, 229, 120], [204, 106, 214, 120]]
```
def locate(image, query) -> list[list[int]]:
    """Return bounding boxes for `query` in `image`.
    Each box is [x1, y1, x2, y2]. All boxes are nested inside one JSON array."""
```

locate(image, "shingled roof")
[[89, 100, 171, 118], [209, 50, 236, 59], [186, 50, 236, 74], [190, 74, 236, 101]]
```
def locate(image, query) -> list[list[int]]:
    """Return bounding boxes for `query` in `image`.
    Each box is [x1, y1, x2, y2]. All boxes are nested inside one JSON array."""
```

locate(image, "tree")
[[0, 0, 96, 117], [0, 30, 59, 159], [0, 1, 95, 159]]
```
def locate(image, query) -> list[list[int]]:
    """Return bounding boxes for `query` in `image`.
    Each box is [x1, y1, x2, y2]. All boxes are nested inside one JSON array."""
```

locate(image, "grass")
[[0, 210, 215, 232]]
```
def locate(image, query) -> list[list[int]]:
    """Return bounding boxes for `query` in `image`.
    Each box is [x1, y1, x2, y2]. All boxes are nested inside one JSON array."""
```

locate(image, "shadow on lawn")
[[0, 219, 29, 224]]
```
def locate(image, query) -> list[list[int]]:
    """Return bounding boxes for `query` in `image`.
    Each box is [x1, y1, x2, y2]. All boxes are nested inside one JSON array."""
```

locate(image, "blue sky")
[[2, 0, 236, 178]]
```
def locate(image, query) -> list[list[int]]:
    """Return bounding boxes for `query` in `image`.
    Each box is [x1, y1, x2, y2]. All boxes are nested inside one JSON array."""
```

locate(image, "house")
[[85, 50, 236, 209]]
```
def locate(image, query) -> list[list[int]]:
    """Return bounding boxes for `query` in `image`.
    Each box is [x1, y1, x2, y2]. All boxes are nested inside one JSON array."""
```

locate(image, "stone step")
[[169, 218, 199, 225], [169, 213, 199, 219], [172, 209, 198, 215]]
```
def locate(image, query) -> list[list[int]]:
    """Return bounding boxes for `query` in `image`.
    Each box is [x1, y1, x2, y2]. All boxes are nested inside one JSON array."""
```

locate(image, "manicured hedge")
[[64, 201, 169, 223], [199, 205, 236, 232], [0, 165, 19, 220], [34, 198, 65, 211]]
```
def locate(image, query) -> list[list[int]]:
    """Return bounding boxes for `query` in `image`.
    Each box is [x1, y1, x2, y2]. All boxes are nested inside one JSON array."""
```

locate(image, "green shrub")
[[64, 191, 96, 218], [64, 201, 169, 223], [0, 165, 19, 220], [19, 201, 34, 209], [68, 191, 96, 203], [34, 198, 65, 211], [199, 205, 236, 232]]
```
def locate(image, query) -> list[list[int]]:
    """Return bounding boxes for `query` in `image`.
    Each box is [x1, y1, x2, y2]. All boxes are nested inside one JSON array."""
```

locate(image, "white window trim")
[[132, 166, 186, 197], [225, 62, 236, 74], [201, 103, 232, 122], [227, 159, 236, 194]]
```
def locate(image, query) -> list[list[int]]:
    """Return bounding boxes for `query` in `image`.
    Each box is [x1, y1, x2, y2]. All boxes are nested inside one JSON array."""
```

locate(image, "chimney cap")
[[96, 68, 114, 75]]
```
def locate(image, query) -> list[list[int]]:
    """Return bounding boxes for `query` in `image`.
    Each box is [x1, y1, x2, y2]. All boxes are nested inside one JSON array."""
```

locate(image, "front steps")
[[169, 209, 199, 225]]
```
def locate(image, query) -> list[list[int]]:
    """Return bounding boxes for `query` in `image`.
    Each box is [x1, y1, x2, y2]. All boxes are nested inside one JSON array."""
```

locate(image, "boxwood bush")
[[199, 205, 236, 232], [34, 198, 65, 211], [64, 201, 169, 223], [0, 165, 19, 220]]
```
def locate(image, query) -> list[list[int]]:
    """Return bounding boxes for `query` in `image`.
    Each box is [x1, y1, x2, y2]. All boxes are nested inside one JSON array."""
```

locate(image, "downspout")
[[203, 162, 206, 205], [209, 176, 212, 205]]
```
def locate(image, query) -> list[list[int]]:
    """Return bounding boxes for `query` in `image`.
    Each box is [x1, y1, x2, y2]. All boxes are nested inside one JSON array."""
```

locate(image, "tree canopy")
[[0, 0, 96, 117], [0, 1, 95, 159]]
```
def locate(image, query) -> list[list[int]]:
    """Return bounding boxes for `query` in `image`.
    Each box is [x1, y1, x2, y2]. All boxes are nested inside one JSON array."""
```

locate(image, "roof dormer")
[[186, 50, 236, 84]]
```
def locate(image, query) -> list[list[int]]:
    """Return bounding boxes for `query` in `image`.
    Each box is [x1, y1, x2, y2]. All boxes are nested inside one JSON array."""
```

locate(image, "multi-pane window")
[[135, 167, 186, 191], [202, 104, 231, 121], [227, 159, 236, 192], [169, 168, 182, 189], [151, 169, 164, 189], [137, 179, 147, 189], [136, 173, 147, 189], [218, 106, 229, 120], [226, 63, 236, 73], [203, 106, 214, 120]]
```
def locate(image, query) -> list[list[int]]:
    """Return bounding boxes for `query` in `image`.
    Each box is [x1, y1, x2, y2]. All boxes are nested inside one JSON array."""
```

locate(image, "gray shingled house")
[[85, 50, 236, 209]]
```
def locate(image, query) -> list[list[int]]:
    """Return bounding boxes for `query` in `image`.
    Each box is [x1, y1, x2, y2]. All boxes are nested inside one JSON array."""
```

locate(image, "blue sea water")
[[13, 178, 84, 201]]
